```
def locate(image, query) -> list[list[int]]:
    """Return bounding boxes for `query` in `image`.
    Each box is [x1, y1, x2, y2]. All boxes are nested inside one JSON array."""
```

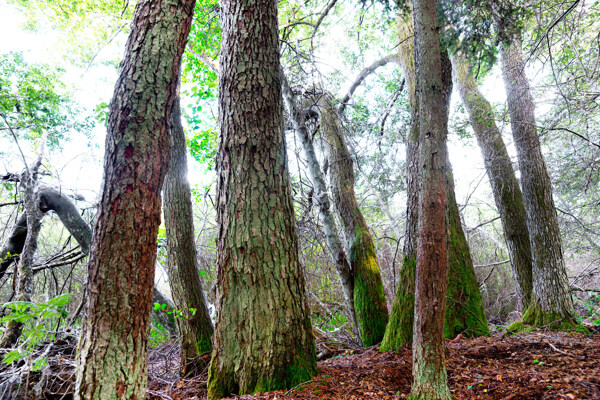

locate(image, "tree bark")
[[163, 92, 214, 377], [0, 158, 43, 348], [494, 19, 575, 327], [317, 94, 389, 347], [450, 50, 533, 309], [409, 0, 454, 397], [74, 0, 195, 398], [381, 15, 488, 353], [281, 77, 358, 337], [206, 0, 316, 396]]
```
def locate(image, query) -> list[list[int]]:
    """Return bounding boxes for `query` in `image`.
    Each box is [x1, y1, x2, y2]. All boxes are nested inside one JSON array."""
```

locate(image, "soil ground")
[[147, 330, 600, 400]]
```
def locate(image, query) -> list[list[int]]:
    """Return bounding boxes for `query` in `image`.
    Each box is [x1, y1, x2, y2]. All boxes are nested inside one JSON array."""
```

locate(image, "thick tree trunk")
[[163, 93, 214, 377], [206, 0, 316, 396], [74, 0, 195, 398], [317, 94, 389, 347], [496, 26, 575, 327], [450, 50, 533, 309], [381, 16, 488, 353], [409, 0, 454, 397], [281, 78, 358, 337], [0, 159, 43, 348]]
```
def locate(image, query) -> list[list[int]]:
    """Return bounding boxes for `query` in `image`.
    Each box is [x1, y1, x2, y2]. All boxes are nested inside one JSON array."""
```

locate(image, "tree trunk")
[[281, 78, 358, 337], [0, 158, 43, 348], [450, 50, 533, 309], [381, 15, 488, 353], [74, 0, 195, 398], [163, 92, 214, 377], [206, 0, 316, 396], [380, 15, 419, 351], [409, 0, 454, 397], [317, 94, 389, 347], [495, 23, 575, 327]]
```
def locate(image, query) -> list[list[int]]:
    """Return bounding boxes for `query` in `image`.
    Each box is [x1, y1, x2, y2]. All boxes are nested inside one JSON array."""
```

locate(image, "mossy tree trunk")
[[281, 78, 358, 336], [381, 15, 419, 351], [409, 0, 454, 396], [74, 0, 195, 398], [494, 15, 575, 327], [450, 50, 533, 309], [163, 92, 214, 377], [317, 94, 389, 347], [381, 15, 488, 353], [206, 0, 317, 396]]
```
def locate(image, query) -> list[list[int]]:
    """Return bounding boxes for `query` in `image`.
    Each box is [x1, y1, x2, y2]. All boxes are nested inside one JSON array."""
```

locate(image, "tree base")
[[522, 300, 576, 330], [408, 384, 457, 400]]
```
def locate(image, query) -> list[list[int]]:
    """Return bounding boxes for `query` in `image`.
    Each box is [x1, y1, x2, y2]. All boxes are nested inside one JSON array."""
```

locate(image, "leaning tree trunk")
[[163, 92, 214, 377], [0, 213, 27, 281], [0, 157, 43, 348], [206, 0, 316, 396], [281, 77, 358, 336], [381, 15, 488, 352], [410, 0, 455, 397], [450, 50, 533, 309], [74, 0, 195, 398], [496, 25, 575, 327], [317, 94, 389, 347]]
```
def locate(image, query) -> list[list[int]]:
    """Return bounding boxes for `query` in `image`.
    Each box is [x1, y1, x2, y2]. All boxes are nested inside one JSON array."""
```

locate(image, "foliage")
[[0, 294, 71, 367], [0, 52, 92, 147]]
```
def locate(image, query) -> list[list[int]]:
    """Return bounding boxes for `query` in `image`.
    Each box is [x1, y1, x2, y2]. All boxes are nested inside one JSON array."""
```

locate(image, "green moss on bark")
[[522, 299, 576, 330], [351, 228, 389, 347], [380, 255, 415, 351]]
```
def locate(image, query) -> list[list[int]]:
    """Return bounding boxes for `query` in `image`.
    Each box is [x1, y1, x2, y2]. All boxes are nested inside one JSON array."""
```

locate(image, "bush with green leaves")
[[0, 293, 71, 369]]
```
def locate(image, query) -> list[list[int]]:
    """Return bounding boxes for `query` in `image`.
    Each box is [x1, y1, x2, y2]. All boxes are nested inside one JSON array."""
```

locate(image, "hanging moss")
[[380, 255, 416, 351], [351, 228, 390, 347]]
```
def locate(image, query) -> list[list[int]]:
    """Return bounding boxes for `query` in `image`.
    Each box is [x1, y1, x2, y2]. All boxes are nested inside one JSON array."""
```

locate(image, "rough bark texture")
[[317, 94, 389, 347], [381, 16, 488, 352], [410, 0, 454, 397], [0, 159, 43, 348], [74, 0, 195, 398], [495, 21, 575, 327], [206, 0, 316, 396], [163, 93, 214, 377], [281, 78, 358, 336], [450, 50, 533, 309]]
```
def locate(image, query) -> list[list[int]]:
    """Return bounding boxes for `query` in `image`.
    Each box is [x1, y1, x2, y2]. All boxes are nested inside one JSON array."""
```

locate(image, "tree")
[[206, 0, 317, 396], [316, 93, 389, 347], [381, 14, 488, 352], [490, 1, 575, 327], [281, 78, 358, 336], [163, 90, 213, 377], [73, 0, 196, 398], [409, 0, 455, 397], [450, 49, 533, 309]]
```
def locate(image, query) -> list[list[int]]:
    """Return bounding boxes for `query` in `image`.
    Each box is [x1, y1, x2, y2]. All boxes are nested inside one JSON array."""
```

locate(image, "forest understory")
[[3, 328, 598, 400]]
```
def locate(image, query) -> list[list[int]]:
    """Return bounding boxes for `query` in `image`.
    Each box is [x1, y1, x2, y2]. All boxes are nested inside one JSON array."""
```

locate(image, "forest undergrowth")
[[2, 326, 598, 399]]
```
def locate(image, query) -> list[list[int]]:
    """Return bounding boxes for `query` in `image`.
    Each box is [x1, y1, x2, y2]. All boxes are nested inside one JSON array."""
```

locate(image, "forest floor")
[[146, 329, 600, 400], [2, 328, 598, 399]]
